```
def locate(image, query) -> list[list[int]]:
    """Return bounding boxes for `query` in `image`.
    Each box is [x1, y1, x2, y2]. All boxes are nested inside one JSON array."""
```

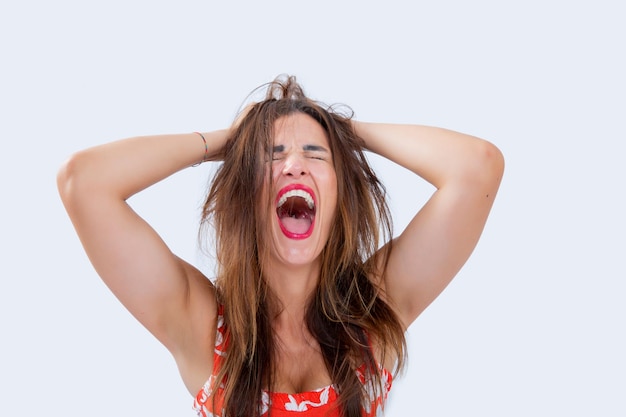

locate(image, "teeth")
[[277, 189, 315, 209]]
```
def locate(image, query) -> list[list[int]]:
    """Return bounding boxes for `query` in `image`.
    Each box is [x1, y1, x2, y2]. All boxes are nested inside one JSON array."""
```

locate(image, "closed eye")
[[272, 145, 285, 160], [303, 145, 329, 161]]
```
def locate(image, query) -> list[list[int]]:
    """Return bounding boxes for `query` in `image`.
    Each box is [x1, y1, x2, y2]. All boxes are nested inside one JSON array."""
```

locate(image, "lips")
[[275, 184, 316, 239]]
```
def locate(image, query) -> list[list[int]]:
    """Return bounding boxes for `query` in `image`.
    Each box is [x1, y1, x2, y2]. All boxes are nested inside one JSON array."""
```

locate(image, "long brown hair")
[[201, 75, 406, 417]]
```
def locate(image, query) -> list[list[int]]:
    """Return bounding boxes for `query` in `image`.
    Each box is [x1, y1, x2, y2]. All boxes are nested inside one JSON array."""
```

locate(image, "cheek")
[[327, 170, 338, 199], [259, 174, 276, 221], [323, 173, 338, 219], [270, 162, 283, 183]]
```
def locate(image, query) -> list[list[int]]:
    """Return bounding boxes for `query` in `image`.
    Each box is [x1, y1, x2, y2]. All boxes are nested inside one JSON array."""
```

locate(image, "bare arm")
[[354, 121, 504, 329], [57, 130, 228, 392]]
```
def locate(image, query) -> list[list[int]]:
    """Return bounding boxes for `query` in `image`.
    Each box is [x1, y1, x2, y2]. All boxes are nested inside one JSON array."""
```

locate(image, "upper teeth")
[[277, 189, 314, 209]]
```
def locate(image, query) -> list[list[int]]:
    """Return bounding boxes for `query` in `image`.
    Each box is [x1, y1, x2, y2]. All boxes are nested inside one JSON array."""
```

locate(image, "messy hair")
[[201, 75, 406, 417]]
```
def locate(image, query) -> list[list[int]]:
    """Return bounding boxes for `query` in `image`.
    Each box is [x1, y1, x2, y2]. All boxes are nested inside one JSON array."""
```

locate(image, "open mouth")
[[276, 185, 316, 239]]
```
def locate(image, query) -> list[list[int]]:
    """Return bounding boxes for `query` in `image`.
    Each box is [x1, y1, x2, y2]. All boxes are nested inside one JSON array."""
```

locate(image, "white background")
[[1, 1, 624, 416]]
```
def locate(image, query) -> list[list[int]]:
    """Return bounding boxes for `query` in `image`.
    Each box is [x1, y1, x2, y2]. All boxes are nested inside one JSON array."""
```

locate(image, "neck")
[[265, 258, 320, 320]]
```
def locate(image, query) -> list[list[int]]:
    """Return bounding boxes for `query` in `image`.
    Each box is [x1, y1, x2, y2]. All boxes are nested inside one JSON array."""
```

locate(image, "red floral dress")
[[193, 307, 392, 417]]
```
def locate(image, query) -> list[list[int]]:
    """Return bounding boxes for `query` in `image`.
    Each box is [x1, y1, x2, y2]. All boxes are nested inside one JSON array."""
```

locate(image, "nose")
[[281, 152, 308, 178]]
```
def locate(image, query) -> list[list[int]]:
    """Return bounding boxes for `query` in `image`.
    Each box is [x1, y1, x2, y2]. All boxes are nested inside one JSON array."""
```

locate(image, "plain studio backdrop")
[[1, 1, 624, 416]]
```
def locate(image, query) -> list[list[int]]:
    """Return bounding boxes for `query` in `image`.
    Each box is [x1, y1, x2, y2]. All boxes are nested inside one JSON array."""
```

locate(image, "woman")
[[57, 75, 504, 417]]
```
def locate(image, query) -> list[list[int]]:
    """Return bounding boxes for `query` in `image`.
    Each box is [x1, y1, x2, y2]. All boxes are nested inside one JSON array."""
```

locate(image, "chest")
[[272, 337, 331, 393]]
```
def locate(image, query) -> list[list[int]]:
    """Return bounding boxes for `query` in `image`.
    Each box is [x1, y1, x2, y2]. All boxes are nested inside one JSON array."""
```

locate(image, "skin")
[[57, 110, 504, 396]]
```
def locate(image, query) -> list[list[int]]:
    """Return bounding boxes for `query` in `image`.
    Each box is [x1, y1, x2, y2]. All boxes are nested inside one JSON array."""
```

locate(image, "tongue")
[[280, 216, 312, 235]]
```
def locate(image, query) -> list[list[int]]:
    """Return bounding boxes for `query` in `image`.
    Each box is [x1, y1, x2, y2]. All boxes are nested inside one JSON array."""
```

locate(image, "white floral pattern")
[[284, 385, 332, 411]]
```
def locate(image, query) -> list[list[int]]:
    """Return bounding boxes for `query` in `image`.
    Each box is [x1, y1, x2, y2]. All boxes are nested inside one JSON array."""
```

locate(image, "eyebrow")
[[303, 144, 328, 153], [272, 144, 328, 153]]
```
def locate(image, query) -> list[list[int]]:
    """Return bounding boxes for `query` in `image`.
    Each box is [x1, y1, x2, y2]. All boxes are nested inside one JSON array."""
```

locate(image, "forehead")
[[272, 113, 329, 146]]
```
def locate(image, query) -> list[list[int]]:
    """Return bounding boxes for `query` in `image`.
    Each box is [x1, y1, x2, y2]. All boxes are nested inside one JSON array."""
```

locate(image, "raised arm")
[[57, 130, 228, 392], [354, 121, 504, 329]]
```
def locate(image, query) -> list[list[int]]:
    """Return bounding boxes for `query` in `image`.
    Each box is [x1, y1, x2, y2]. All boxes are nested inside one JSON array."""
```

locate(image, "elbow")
[[56, 151, 91, 208], [457, 139, 504, 193], [482, 140, 505, 180]]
